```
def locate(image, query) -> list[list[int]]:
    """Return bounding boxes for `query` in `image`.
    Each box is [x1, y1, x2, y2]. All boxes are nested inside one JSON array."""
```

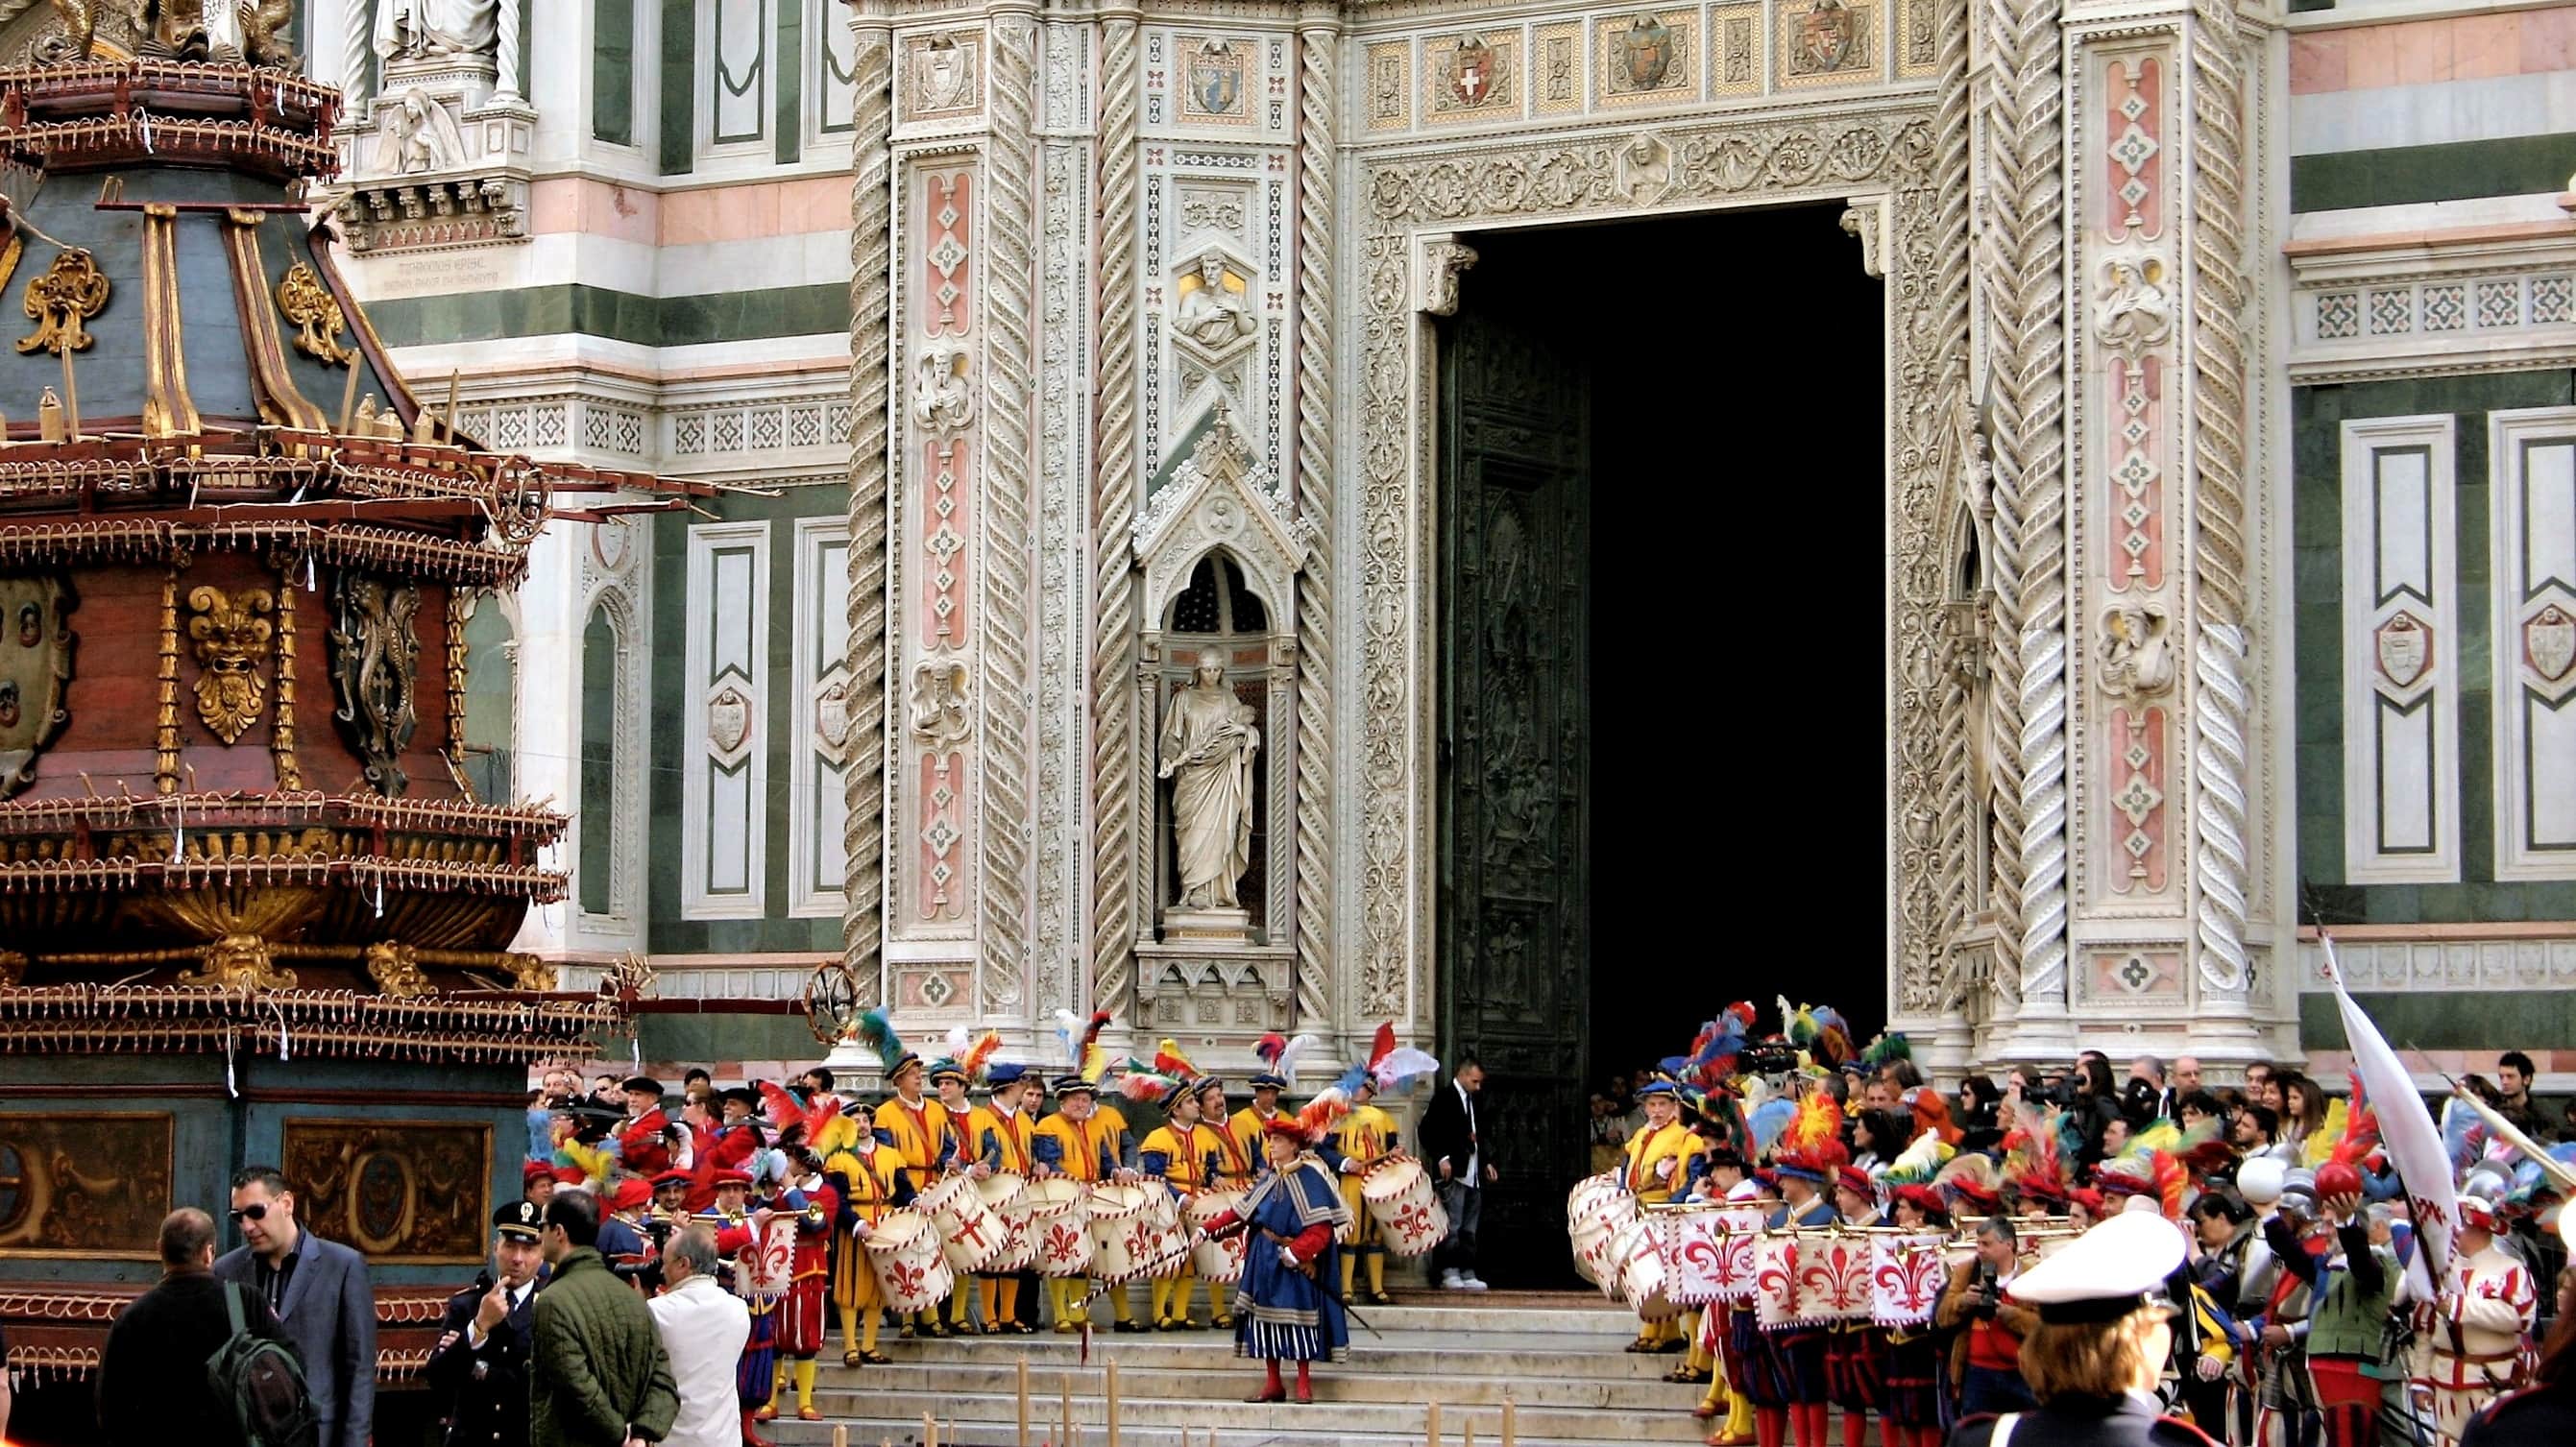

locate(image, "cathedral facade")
[[41, 0, 2561, 1104]]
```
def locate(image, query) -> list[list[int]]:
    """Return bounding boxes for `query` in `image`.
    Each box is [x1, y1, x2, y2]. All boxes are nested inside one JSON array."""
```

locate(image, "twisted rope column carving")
[[1088, 13, 1142, 1021], [1979, 0, 2069, 1012], [1923, 0, 1978, 1014], [1291, 12, 1336, 1027], [981, 11, 1039, 1011], [841, 7, 894, 1010], [2188, 0, 2252, 997]]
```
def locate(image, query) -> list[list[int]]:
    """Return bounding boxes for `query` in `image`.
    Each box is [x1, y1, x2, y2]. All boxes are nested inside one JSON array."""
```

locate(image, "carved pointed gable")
[[1133, 407, 1308, 633]]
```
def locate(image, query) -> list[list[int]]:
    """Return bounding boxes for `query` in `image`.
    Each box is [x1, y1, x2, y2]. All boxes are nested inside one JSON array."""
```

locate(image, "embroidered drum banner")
[[1791, 1233, 1873, 1322], [1753, 1232, 1812, 1328], [1870, 1232, 1954, 1327], [1665, 1204, 1766, 1305]]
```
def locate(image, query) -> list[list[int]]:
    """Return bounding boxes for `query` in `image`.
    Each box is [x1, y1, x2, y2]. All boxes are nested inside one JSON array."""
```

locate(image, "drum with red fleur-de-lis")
[[1024, 1175, 1095, 1278], [1360, 1157, 1449, 1258], [864, 1209, 955, 1314]]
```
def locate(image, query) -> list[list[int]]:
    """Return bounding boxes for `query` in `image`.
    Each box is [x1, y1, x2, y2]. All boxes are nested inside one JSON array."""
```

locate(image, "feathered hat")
[[1052, 1010, 1116, 1097], [1933, 1150, 2002, 1213], [1769, 1090, 1850, 1185], [856, 1009, 916, 1082], [2312, 1073, 2382, 1200], [2002, 1105, 2076, 1206], [1251, 1031, 1322, 1093]]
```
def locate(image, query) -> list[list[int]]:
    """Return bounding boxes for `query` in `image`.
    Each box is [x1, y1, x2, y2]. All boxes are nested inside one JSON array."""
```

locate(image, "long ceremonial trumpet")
[[2450, 1089, 2576, 1195]]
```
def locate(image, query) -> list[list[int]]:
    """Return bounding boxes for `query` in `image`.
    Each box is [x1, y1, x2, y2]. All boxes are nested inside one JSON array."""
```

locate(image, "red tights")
[[1755, 1404, 1833, 1447], [1259, 1359, 1316, 1403]]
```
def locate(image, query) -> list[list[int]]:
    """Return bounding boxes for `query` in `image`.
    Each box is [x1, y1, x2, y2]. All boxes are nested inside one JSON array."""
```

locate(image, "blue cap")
[[1248, 1073, 1288, 1092], [985, 1062, 1029, 1088], [1636, 1079, 1680, 1098]]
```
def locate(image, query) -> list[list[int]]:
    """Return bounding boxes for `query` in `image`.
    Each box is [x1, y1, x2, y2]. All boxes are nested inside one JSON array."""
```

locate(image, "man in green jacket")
[[2264, 1186, 2401, 1447], [534, 1192, 679, 1447]]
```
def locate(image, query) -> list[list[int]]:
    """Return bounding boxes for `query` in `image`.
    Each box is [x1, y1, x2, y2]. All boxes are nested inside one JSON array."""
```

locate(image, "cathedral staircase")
[[776, 1292, 1715, 1446]]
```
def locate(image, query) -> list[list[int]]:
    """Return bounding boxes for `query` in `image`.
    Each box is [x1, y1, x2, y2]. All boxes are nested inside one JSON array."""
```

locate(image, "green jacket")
[[2283, 1218, 2400, 1376], [531, 1247, 680, 1447]]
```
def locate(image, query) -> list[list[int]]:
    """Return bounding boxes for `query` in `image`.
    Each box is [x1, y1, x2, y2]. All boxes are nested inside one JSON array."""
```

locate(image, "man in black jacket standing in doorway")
[[1419, 1056, 1497, 1290]]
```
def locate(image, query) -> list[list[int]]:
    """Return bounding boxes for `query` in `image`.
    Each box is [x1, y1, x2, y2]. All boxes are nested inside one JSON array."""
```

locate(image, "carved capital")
[[1839, 200, 1886, 279], [1416, 234, 1479, 317]]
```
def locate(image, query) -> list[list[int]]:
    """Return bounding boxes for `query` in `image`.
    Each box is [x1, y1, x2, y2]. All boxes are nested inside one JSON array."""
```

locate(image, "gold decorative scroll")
[[225, 213, 329, 430], [155, 568, 180, 794], [273, 259, 354, 369], [0, 1113, 175, 1259], [185, 585, 277, 744], [138, 207, 202, 437], [281, 1119, 490, 1263], [17, 248, 109, 356], [272, 569, 302, 788]]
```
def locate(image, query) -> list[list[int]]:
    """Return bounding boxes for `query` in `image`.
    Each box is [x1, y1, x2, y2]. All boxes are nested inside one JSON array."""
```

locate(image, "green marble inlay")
[[2301, 990, 2576, 1054], [775, 0, 804, 165], [2292, 134, 2576, 213], [364, 282, 849, 348], [594, 0, 635, 146], [2290, 373, 2576, 927], [662, 0, 695, 175]]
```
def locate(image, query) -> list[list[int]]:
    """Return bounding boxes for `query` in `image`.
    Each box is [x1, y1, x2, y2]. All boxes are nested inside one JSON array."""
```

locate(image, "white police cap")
[[2007, 1210, 2187, 1324]]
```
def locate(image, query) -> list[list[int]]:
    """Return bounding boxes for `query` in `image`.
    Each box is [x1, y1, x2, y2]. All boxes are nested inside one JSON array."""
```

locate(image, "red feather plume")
[[1367, 1021, 1397, 1071]]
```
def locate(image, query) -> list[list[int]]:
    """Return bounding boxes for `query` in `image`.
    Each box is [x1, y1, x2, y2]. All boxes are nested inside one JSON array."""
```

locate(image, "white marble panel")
[[2492, 410, 2576, 879], [684, 520, 773, 917], [2342, 416, 2461, 882]]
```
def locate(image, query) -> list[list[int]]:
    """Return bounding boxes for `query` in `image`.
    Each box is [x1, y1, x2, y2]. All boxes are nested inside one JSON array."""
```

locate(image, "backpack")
[[206, 1282, 321, 1447]]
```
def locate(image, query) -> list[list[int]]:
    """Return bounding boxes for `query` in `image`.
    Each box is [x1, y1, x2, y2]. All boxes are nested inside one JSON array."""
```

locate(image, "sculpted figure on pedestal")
[[1159, 648, 1259, 911], [2097, 602, 2175, 698], [375, 0, 498, 59]]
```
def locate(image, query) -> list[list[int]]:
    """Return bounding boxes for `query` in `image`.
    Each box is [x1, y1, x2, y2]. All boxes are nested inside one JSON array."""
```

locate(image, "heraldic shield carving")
[[0, 574, 76, 799]]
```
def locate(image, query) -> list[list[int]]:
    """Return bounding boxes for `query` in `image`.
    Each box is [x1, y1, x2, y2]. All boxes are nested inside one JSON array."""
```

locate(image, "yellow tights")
[[1151, 1266, 1204, 1323], [836, 1300, 881, 1356], [1339, 1249, 1387, 1300], [976, 1275, 1021, 1327]]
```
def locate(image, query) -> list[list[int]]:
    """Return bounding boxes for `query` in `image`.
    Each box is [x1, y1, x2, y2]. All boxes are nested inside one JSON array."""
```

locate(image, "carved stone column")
[[842, 0, 895, 1011], [494, 0, 525, 104], [1088, 3, 1144, 1027], [1291, 0, 1338, 1037]]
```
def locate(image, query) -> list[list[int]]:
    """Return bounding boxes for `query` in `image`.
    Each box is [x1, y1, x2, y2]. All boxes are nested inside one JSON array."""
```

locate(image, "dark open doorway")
[[1436, 202, 1887, 1285]]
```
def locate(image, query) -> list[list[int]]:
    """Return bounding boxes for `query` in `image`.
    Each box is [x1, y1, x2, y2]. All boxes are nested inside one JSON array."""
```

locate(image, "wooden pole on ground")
[[833, 1429, 849, 1447], [1061, 1371, 1073, 1446], [1018, 1358, 1032, 1446], [1502, 1399, 1517, 1447], [1426, 1400, 1440, 1447], [923, 1412, 936, 1447], [1106, 1359, 1121, 1447]]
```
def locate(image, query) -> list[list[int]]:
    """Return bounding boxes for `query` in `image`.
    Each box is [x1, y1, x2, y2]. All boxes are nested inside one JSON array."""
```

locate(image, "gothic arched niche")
[[1156, 551, 1274, 935], [458, 594, 516, 804], [578, 602, 620, 916]]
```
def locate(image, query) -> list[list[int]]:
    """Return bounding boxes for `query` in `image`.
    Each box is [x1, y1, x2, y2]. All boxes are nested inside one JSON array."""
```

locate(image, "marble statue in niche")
[[1174, 252, 1255, 350], [377, 0, 499, 60], [1159, 647, 1258, 911]]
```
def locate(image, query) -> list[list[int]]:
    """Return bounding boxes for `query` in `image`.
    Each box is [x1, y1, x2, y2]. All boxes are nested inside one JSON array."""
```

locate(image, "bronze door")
[[1436, 304, 1592, 1287]]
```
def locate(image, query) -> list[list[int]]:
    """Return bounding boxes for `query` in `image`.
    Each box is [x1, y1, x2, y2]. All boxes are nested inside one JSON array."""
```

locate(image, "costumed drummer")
[[966, 1061, 1039, 1335], [930, 1050, 984, 1333], [1203, 1118, 1352, 1405], [1140, 1067, 1227, 1330], [699, 1168, 779, 1447], [1945, 1210, 2222, 1447], [877, 1039, 958, 1338], [1033, 1065, 1142, 1332], [1825, 1165, 1887, 1447], [1753, 1093, 1843, 1447], [1623, 1075, 1700, 1353], [821, 1097, 910, 1367], [1329, 1072, 1400, 1308]]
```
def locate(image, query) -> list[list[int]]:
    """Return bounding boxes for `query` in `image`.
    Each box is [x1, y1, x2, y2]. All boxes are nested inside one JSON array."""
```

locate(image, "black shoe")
[[897, 1324, 916, 1340], [1367, 1290, 1395, 1306], [1653, 1338, 1688, 1355], [1112, 1319, 1145, 1334]]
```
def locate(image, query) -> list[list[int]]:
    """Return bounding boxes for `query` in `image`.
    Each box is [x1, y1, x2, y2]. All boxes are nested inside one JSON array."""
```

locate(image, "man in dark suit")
[[99, 1208, 293, 1446], [428, 1200, 547, 1447], [216, 1165, 378, 1447], [1418, 1056, 1497, 1290]]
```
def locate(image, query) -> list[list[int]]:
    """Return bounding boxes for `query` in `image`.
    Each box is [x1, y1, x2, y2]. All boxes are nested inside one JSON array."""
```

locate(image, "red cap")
[[2459, 1196, 2502, 1232], [713, 1169, 756, 1189], [522, 1161, 553, 1188], [652, 1170, 695, 1191], [1261, 1119, 1309, 1145], [1834, 1166, 1874, 1198], [1890, 1184, 1951, 1221], [609, 1178, 653, 1212], [551, 1166, 587, 1187], [2067, 1187, 2105, 1217]]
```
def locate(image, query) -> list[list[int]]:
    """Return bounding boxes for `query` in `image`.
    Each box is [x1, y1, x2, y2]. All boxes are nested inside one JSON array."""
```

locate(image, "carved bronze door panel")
[[1437, 304, 1591, 1287]]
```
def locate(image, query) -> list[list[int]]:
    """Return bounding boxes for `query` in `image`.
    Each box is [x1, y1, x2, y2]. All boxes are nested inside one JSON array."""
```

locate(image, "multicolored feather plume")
[[856, 1009, 906, 1075], [1879, 1127, 1954, 1187]]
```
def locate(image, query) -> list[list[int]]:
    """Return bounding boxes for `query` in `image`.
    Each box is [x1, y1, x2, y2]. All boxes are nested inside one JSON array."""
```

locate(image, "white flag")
[[2321, 934, 2459, 1298]]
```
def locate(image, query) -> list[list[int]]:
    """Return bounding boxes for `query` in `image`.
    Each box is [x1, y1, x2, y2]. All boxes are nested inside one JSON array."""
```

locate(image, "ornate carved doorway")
[[1434, 207, 1889, 1283], [1437, 295, 1592, 1286]]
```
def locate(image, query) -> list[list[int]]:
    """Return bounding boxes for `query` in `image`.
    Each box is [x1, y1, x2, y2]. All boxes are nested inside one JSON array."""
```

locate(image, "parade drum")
[[1086, 1183, 1185, 1283], [1612, 1218, 1681, 1321], [1569, 1184, 1637, 1286], [978, 1171, 1037, 1272], [1361, 1157, 1449, 1259], [1185, 1190, 1250, 1285], [1025, 1177, 1095, 1278], [1567, 1170, 1624, 1221], [865, 1210, 954, 1314], [919, 1174, 1005, 1273]]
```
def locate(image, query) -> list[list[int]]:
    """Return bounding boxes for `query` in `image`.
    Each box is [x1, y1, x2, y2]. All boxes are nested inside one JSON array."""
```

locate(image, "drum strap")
[[1988, 1413, 2020, 1447]]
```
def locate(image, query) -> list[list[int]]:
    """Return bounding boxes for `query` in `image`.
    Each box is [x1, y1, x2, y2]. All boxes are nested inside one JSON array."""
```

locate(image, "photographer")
[[1939, 1216, 2038, 1418]]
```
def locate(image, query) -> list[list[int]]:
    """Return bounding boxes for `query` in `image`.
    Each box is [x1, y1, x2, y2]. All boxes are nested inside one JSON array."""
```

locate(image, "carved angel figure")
[[910, 340, 973, 435], [375, 89, 465, 176], [2098, 601, 2175, 698], [2093, 254, 2173, 357]]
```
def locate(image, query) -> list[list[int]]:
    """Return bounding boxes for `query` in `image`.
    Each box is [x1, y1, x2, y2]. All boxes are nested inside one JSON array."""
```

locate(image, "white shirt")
[[649, 1272, 752, 1447], [1454, 1080, 1480, 1182], [465, 1279, 534, 1348]]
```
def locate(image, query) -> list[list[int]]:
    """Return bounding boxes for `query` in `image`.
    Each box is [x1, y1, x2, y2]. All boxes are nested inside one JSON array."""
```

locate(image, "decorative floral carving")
[[185, 585, 277, 743], [1417, 238, 1477, 317], [275, 261, 356, 367], [328, 571, 422, 796], [17, 249, 109, 356]]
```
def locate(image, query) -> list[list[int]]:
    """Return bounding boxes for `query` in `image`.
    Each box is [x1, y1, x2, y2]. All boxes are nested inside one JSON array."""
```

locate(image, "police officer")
[[1947, 1209, 2221, 1447], [425, 1200, 546, 1447]]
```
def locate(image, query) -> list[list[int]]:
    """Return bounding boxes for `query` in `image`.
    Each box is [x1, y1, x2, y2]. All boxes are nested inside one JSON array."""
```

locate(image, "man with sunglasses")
[[214, 1165, 377, 1447]]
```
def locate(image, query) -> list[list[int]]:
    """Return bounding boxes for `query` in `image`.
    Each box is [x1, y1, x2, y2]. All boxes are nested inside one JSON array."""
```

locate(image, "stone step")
[[865, 1331, 1675, 1377], [916, 1296, 1637, 1338], [816, 1358, 1703, 1408], [758, 1384, 1713, 1446]]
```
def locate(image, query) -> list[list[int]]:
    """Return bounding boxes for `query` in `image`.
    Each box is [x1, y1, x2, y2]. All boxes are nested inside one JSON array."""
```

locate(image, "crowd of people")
[[1593, 1001, 2574, 1447]]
